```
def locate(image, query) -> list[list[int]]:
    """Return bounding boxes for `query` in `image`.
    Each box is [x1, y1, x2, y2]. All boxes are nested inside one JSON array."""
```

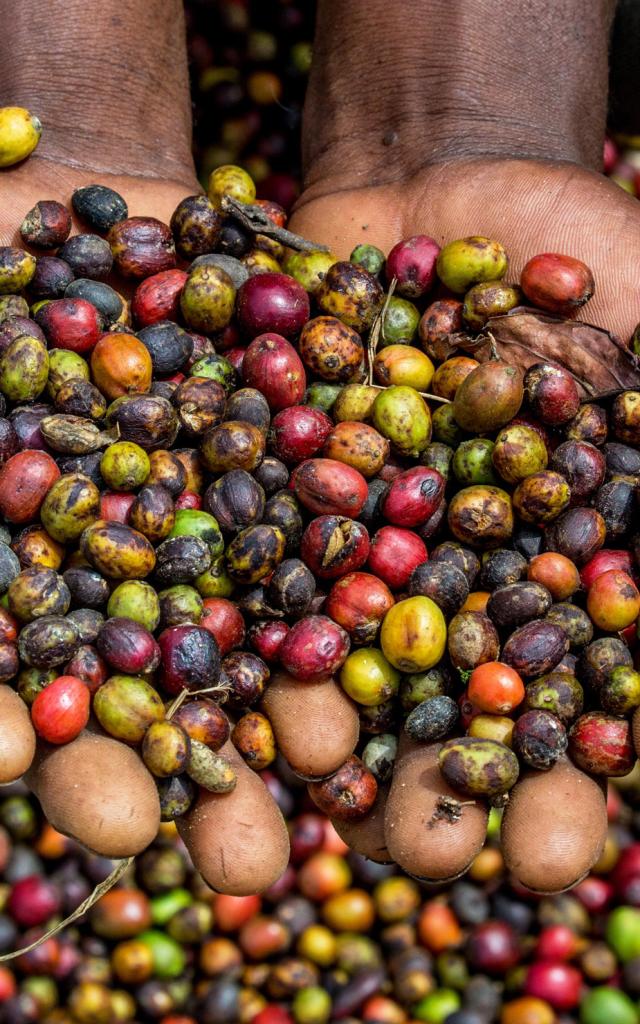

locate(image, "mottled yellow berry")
[[0, 107, 42, 167], [207, 164, 256, 209]]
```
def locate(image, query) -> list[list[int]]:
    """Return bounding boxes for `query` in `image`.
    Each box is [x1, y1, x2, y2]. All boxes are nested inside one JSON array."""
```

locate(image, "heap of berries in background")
[[605, 138, 640, 198], [2, 773, 640, 1024], [187, 0, 312, 210]]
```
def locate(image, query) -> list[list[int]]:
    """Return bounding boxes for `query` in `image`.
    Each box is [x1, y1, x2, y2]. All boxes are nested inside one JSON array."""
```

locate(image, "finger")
[[262, 672, 359, 779], [177, 740, 290, 896], [331, 782, 393, 864], [25, 726, 160, 858], [384, 736, 488, 882], [501, 756, 607, 893], [0, 685, 36, 783]]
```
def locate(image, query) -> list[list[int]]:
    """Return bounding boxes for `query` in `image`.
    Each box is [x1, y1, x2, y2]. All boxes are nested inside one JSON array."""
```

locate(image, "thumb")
[[385, 736, 488, 882]]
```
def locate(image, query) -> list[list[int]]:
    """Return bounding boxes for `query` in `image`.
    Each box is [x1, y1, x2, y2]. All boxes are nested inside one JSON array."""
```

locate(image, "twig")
[[166, 681, 230, 720], [221, 196, 330, 252], [484, 330, 500, 361], [369, 384, 451, 405], [364, 280, 451, 402], [367, 278, 397, 385], [0, 857, 134, 962]]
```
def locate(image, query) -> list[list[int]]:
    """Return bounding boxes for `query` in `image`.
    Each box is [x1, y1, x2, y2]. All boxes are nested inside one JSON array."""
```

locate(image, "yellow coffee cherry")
[[0, 107, 42, 167], [208, 164, 256, 209]]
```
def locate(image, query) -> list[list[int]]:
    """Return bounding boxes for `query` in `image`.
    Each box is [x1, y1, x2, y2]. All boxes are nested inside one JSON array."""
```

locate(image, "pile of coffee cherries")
[[3, 772, 640, 1024], [0, 163, 640, 878]]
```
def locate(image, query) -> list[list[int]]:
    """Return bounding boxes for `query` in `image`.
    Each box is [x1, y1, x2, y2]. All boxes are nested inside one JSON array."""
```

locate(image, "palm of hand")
[[290, 157, 640, 341], [0, 156, 198, 246], [290, 157, 634, 889]]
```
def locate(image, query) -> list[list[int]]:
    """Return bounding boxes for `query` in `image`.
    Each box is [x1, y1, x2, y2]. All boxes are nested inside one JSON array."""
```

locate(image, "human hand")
[[0, 156, 197, 249], [0, 0, 296, 890], [290, 156, 640, 342], [0, 150, 293, 894], [283, 0, 639, 892], [288, 159, 632, 894]]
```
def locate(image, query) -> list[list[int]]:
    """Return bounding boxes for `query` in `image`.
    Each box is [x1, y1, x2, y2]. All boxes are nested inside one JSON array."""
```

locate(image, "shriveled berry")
[[21, 201, 71, 249], [512, 709, 568, 770], [72, 185, 128, 232], [308, 756, 377, 821], [405, 695, 459, 742]]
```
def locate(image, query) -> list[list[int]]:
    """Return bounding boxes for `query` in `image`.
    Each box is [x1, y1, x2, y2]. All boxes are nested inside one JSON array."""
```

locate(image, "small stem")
[[0, 857, 134, 962], [221, 196, 330, 252], [367, 278, 397, 385], [369, 384, 451, 404], [166, 682, 231, 720], [484, 330, 500, 361]]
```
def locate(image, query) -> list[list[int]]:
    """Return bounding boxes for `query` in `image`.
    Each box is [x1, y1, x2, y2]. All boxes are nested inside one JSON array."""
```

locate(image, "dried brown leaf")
[[451, 308, 640, 399]]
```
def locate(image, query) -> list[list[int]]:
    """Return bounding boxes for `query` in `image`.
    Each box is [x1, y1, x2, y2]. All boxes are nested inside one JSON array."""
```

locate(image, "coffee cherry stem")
[[221, 195, 330, 253], [367, 278, 397, 385], [0, 854, 133, 963], [369, 384, 451, 404], [165, 679, 231, 721]]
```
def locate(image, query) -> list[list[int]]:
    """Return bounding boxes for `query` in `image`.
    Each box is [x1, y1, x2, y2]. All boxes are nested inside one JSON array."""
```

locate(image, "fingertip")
[[501, 756, 607, 893], [0, 685, 36, 784], [178, 740, 290, 896], [262, 672, 359, 779], [26, 728, 160, 858], [385, 737, 488, 882]]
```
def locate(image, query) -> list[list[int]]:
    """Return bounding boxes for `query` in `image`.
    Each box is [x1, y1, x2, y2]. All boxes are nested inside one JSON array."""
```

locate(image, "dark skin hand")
[[290, 0, 640, 343], [289, 0, 640, 888], [0, 0, 638, 889], [0, 0, 199, 245], [0, 0, 207, 869]]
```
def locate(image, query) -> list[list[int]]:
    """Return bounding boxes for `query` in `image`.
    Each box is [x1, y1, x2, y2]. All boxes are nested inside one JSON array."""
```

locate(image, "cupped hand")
[[0, 155, 195, 862], [0, 157, 293, 896], [290, 157, 640, 341], [0, 155, 199, 247], [289, 157, 632, 891]]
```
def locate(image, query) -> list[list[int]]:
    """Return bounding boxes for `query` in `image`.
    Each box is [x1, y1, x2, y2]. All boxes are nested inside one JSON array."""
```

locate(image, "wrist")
[[303, 0, 614, 195], [0, 0, 195, 185], [302, 110, 593, 200], [22, 119, 195, 186]]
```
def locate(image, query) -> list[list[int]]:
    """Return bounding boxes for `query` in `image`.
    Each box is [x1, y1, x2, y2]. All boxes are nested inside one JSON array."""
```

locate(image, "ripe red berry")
[[31, 675, 90, 744], [524, 960, 582, 1010], [536, 925, 579, 961], [521, 253, 594, 314], [37, 297, 102, 353], [7, 875, 61, 927]]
